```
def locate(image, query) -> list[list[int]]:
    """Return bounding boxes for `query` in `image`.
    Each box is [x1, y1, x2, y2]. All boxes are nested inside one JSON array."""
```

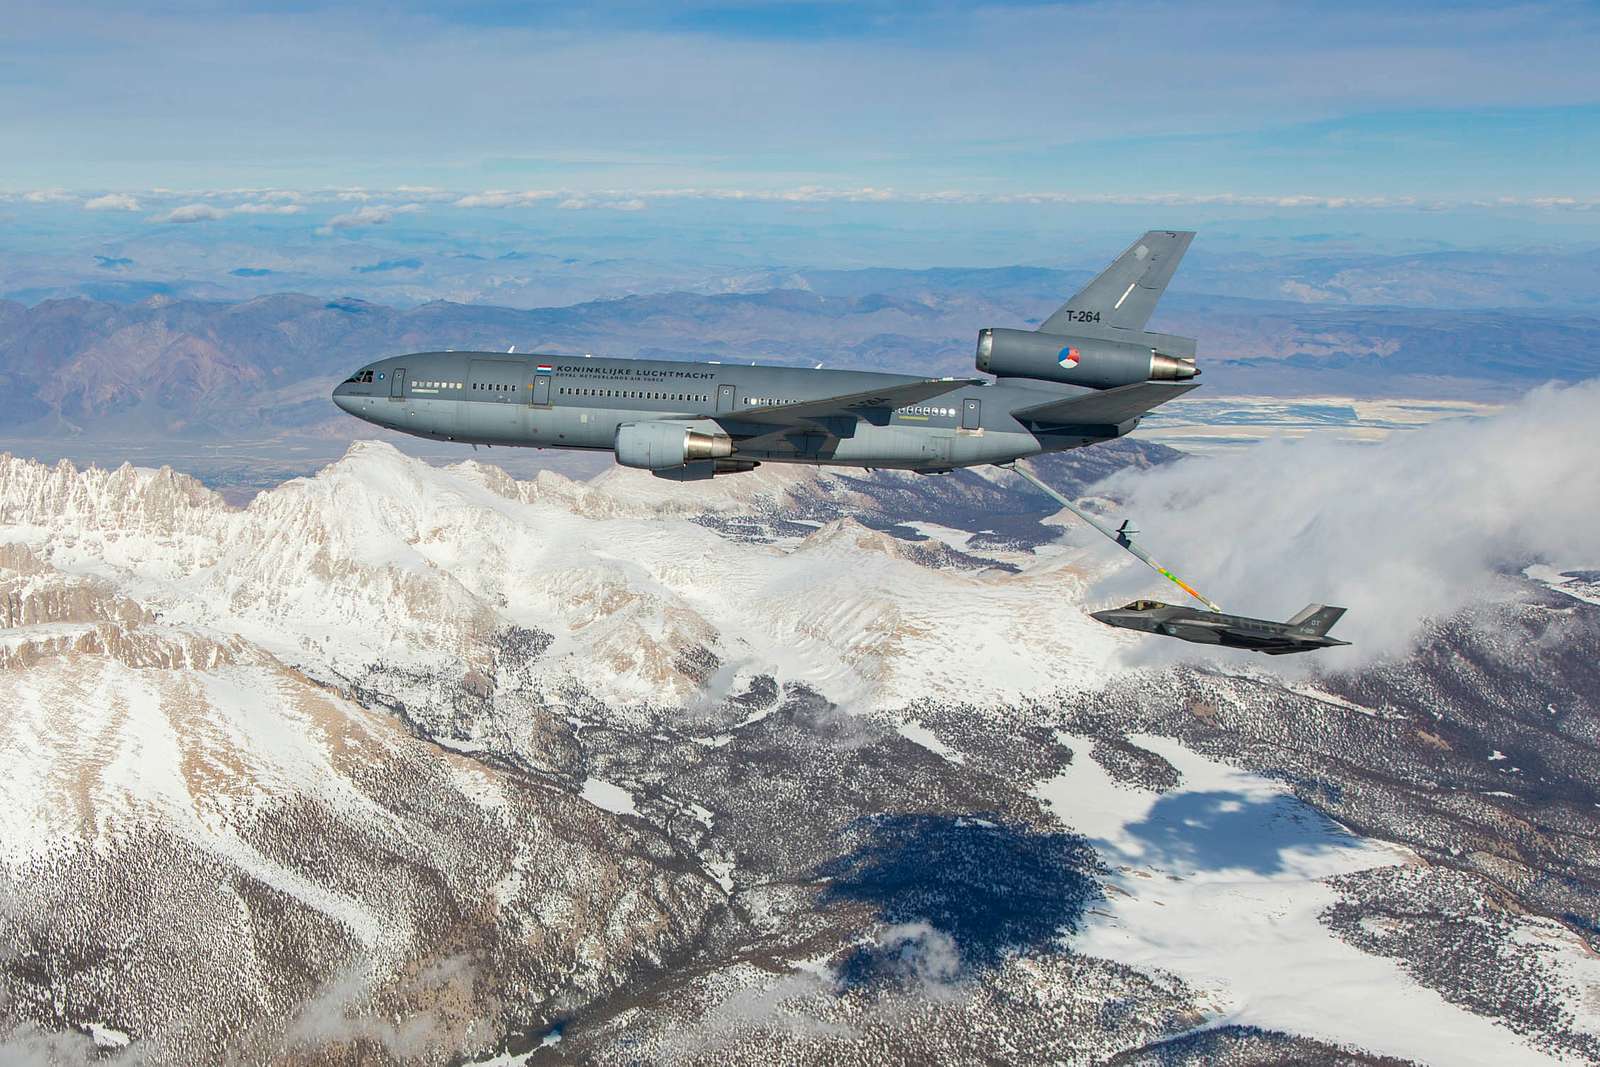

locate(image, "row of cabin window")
[[403, 380, 953, 418], [558, 387, 708, 403], [743, 398, 955, 416], [738, 399, 954, 415], [414, 381, 547, 392]]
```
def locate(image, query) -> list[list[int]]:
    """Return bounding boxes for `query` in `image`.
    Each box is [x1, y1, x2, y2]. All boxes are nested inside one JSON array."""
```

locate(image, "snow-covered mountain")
[[1, 441, 1127, 710], [3, 442, 1599, 1065]]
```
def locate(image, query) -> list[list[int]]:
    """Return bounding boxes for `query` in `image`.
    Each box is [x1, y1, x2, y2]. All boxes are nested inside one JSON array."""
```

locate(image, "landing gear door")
[[961, 397, 981, 430], [390, 368, 406, 399]]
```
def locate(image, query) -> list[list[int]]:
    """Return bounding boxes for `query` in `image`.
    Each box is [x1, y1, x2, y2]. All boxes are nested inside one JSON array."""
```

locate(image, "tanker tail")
[[975, 230, 1198, 390]]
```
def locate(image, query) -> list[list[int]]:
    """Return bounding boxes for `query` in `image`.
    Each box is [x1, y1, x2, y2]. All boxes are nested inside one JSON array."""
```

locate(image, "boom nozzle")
[[1003, 460, 1223, 613]]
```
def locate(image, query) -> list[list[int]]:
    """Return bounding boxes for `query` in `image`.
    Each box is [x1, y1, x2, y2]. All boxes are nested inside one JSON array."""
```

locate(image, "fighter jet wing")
[[1013, 380, 1198, 433], [703, 378, 982, 439]]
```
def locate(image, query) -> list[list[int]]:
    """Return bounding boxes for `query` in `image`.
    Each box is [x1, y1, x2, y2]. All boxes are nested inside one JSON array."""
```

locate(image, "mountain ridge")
[[2, 284, 1597, 440]]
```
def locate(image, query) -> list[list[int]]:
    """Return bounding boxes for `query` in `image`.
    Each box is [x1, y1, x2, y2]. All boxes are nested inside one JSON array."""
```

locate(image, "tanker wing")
[[697, 377, 981, 446]]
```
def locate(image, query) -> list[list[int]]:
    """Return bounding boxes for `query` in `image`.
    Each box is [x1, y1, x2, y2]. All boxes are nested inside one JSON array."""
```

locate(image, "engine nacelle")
[[976, 327, 1197, 389], [651, 458, 760, 481], [615, 421, 735, 471]]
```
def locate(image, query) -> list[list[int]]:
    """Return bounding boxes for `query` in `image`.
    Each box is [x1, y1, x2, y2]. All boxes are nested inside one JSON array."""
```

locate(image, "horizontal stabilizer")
[[1013, 380, 1197, 431]]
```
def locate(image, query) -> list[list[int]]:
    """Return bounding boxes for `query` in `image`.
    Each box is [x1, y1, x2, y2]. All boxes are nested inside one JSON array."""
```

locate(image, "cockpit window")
[[344, 369, 375, 384], [1123, 600, 1163, 611]]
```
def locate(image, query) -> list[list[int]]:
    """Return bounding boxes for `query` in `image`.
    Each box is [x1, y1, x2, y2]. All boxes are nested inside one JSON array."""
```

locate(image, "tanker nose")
[[332, 382, 356, 415]]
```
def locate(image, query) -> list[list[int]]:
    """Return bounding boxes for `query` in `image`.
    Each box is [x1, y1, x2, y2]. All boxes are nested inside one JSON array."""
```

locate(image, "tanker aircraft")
[[332, 231, 1200, 479]]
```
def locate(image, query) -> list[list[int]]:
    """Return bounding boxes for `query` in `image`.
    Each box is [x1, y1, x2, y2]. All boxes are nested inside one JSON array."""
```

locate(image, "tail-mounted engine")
[[976, 327, 1197, 389]]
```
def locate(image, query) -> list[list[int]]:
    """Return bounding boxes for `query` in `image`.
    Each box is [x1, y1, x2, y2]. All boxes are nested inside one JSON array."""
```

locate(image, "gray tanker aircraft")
[[332, 230, 1200, 478]]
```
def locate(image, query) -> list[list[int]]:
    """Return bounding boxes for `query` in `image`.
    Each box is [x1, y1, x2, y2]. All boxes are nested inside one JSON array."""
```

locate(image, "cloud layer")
[[9, 185, 1599, 218], [4, 2, 1600, 195], [1093, 379, 1600, 663]]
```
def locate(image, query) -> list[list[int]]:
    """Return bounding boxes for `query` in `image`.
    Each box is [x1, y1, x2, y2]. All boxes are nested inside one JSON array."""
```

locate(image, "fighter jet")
[[1090, 601, 1351, 655], [332, 231, 1200, 479]]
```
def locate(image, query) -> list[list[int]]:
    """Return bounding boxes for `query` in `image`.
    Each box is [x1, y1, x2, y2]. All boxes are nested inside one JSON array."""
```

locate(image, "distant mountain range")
[[11, 226, 1600, 315], [1, 281, 1595, 443]]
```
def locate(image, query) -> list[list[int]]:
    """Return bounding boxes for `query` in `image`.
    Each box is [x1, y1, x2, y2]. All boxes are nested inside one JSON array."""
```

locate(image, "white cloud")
[[393, 185, 458, 201], [150, 202, 228, 223], [83, 193, 142, 211], [557, 196, 647, 211], [870, 922, 964, 993], [1093, 379, 1600, 664], [661, 919, 968, 1057], [452, 189, 559, 208], [280, 954, 475, 1060], [21, 189, 73, 204], [318, 203, 421, 234], [658, 965, 844, 1059], [0, 1022, 128, 1065], [232, 201, 304, 215]]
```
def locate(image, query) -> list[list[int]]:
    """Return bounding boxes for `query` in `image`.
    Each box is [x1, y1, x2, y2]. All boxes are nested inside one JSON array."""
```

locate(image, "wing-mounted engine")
[[615, 420, 736, 472], [976, 327, 1197, 389], [650, 458, 759, 481]]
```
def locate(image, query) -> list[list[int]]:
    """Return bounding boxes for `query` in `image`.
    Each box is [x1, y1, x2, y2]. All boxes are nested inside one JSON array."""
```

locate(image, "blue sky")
[[4, 0, 1598, 203]]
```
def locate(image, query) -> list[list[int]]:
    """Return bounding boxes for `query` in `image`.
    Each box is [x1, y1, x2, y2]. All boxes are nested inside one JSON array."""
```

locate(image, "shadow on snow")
[[812, 812, 1103, 987], [1112, 788, 1367, 877]]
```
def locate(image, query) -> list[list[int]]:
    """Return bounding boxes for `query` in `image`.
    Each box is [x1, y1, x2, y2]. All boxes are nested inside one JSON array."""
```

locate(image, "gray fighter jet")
[[1090, 601, 1350, 655], [332, 231, 1200, 478]]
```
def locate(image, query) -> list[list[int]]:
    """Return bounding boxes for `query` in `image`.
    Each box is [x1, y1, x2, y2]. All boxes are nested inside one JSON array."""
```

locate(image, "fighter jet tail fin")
[[1287, 604, 1346, 636], [1040, 230, 1195, 334]]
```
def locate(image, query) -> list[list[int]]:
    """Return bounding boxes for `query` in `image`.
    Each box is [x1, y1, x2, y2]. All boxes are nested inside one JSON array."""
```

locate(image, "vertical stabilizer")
[[1039, 230, 1195, 334], [1288, 604, 1346, 636]]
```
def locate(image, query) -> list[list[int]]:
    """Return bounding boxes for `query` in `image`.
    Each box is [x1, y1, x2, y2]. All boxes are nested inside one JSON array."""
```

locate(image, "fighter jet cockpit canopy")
[[1122, 600, 1165, 611]]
